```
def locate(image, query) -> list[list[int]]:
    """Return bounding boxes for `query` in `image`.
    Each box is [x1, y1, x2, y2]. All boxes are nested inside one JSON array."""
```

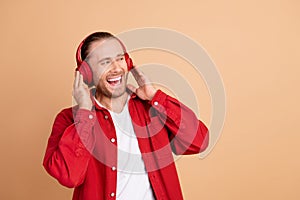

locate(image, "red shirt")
[[43, 90, 209, 200]]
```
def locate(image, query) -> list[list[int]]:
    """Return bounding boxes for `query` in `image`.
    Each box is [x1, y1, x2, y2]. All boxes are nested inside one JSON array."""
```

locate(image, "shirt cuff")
[[149, 89, 181, 125], [149, 89, 167, 106], [74, 109, 96, 125]]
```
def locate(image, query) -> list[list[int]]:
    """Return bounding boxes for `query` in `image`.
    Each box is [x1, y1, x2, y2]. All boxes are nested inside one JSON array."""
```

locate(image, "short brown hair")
[[80, 32, 114, 61]]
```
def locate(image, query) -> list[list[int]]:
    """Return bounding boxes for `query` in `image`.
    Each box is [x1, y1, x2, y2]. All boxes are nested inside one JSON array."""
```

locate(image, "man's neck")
[[95, 92, 129, 113]]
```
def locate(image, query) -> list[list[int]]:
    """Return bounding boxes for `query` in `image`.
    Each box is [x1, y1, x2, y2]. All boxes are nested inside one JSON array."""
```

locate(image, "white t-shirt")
[[94, 97, 155, 200]]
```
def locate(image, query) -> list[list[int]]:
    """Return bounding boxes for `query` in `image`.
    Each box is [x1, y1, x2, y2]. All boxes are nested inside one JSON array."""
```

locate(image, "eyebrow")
[[97, 53, 124, 63]]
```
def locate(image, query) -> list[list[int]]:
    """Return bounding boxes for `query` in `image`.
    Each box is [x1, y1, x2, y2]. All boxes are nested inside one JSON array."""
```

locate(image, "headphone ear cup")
[[77, 61, 93, 86], [125, 53, 133, 71]]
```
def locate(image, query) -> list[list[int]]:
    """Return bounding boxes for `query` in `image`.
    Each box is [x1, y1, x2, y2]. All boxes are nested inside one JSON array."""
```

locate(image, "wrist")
[[148, 89, 158, 101], [79, 103, 93, 111]]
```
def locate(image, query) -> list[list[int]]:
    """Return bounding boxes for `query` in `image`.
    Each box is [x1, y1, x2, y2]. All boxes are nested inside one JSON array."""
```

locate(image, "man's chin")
[[101, 86, 127, 98], [110, 87, 128, 98]]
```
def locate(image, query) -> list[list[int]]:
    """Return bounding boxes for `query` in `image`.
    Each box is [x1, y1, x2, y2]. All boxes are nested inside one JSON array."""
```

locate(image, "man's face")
[[87, 38, 129, 98]]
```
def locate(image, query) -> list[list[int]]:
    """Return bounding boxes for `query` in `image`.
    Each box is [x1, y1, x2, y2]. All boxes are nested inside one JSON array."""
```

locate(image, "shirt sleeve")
[[149, 90, 209, 155], [43, 108, 97, 188]]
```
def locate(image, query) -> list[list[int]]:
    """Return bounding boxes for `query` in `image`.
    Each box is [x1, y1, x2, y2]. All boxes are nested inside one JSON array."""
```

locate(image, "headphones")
[[75, 36, 133, 87]]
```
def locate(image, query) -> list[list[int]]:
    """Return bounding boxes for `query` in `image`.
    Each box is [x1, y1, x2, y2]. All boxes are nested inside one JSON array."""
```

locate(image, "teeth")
[[107, 76, 121, 82]]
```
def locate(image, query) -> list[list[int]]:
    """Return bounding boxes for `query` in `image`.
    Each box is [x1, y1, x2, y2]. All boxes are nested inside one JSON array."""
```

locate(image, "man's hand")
[[127, 67, 157, 101], [73, 71, 93, 110]]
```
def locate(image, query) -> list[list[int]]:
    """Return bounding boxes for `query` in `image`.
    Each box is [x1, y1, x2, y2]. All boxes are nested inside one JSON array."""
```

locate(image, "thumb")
[[126, 84, 137, 94]]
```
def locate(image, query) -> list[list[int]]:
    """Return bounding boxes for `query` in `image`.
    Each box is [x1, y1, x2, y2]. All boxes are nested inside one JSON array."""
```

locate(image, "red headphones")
[[75, 36, 133, 87]]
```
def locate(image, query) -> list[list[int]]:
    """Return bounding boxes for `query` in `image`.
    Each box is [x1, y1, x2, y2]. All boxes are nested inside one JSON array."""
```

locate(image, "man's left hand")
[[127, 67, 157, 101]]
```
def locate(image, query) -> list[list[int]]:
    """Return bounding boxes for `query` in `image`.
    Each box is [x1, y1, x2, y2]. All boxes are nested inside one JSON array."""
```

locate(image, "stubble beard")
[[96, 73, 129, 99]]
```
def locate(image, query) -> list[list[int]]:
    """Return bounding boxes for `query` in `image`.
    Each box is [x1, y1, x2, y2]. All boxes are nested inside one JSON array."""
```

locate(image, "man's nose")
[[109, 59, 122, 72]]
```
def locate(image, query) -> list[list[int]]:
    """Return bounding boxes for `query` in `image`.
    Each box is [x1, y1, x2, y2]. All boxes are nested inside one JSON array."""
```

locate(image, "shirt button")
[[110, 192, 115, 197], [88, 114, 93, 119], [112, 166, 116, 171], [154, 101, 158, 106], [111, 138, 116, 143], [104, 115, 109, 119]]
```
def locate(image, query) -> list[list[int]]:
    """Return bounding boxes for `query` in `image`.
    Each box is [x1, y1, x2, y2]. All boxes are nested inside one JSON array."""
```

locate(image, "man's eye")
[[116, 56, 125, 62], [100, 60, 111, 66]]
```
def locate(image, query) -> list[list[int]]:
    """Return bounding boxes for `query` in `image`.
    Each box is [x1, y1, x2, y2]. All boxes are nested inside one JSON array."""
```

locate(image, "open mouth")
[[107, 76, 122, 87]]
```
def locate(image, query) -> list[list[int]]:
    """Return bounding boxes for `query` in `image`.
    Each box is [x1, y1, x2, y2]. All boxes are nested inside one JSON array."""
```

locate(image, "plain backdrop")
[[0, 0, 299, 199]]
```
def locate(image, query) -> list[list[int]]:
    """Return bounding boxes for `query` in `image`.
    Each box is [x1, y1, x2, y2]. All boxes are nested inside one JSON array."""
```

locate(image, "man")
[[43, 31, 209, 200]]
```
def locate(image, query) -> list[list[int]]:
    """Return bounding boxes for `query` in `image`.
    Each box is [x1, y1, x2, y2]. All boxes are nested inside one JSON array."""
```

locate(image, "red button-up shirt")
[[43, 90, 209, 200]]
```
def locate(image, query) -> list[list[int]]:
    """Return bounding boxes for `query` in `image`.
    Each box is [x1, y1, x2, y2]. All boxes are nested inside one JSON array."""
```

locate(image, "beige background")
[[0, 0, 299, 199]]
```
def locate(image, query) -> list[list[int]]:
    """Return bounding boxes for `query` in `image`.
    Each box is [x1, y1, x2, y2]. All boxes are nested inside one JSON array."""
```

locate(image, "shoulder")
[[54, 105, 79, 124]]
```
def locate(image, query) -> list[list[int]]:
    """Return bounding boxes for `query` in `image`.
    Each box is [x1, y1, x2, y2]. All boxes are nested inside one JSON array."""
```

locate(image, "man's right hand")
[[72, 71, 93, 111]]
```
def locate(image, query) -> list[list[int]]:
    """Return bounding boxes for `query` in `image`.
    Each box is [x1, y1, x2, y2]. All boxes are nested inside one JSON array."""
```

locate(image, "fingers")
[[74, 71, 79, 88], [130, 67, 149, 86], [79, 72, 83, 88], [130, 67, 142, 80], [74, 71, 86, 89]]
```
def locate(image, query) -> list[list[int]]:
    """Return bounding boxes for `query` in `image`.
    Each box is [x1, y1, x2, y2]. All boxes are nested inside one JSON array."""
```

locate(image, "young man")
[[43, 32, 209, 200]]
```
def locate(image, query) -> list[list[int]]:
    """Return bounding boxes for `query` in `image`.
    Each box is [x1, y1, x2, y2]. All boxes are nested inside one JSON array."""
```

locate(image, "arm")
[[43, 108, 96, 187], [43, 72, 96, 187], [127, 67, 209, 155], [149, 90, 209, 155]]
